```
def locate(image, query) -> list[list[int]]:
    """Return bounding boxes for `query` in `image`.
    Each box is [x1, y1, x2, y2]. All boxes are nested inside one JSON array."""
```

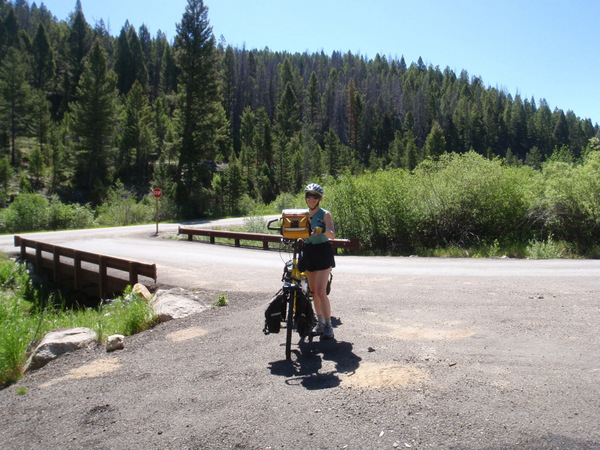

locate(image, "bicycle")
[[264, 210, 315, 361]]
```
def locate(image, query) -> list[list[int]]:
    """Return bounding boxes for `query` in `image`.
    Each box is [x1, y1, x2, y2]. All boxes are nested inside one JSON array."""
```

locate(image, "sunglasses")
[[305, 193, 322, 199]]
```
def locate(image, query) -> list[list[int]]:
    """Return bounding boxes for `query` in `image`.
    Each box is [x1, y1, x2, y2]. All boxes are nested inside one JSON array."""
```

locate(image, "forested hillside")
[[0, 0, 598, 222]]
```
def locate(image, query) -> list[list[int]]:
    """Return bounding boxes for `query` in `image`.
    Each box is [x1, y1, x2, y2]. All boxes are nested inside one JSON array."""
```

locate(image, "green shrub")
[[329, 152, 538, 254], [47, 196, 97, 230], [534, 151, 600, 248], [243, 215, 269, 234], [409, 152, 536, 249], [526, 237, 568, 259], [0, 194, 97, 233], [0, 193, 49, 233], [328, 170, 413, 253], [95, 182, 154, 226]]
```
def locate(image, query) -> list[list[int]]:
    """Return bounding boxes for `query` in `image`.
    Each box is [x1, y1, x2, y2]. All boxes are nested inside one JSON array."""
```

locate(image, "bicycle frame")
[[268, 217, 313, 361], [281, 239, 306, 360]]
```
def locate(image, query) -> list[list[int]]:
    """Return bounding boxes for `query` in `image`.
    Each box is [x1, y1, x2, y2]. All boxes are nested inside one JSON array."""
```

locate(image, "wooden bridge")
[[14, 236, 157, 300]]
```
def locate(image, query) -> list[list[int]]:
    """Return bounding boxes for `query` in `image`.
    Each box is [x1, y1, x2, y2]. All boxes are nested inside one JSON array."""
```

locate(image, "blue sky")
[[40, 0, 600, 125]]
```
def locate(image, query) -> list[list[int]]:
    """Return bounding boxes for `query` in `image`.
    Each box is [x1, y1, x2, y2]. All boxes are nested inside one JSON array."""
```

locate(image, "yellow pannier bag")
[[281, 209, 311, 239]]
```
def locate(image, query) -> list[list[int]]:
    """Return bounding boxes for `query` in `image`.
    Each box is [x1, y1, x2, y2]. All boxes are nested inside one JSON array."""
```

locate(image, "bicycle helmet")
[[304, 183, 324, 197]]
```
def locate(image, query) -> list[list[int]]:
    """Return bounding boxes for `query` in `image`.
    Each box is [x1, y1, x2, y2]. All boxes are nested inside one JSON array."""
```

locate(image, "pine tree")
[[306, 71, 320, 130], [151, 31, 169, 98], [160, 43, 178, 95], [424, 121, 447, 158], [0, 9, 21, 58], [30, 88, 52, 161], [113, 23, 148, 96], [0, 47, 31, 165], [276, 81, 300, 139], [70, 40, 118, 204], [64, 0, 91, 109], [347, 78, 358, 149], [221, 45, 236, 149], [389, 130, 404, 169], [254, 107, 272, 168], [175, 0, 226, 217], [153, 97, 170, 160], [128, 26, 148, 92], [0, 156, 11, 201], [30, 22, 55, 92], [225, 158, 244, 214], [138, 24, 154, 96], [48, 125, 68, 195], [552, 110, 569, 147], [403, 130, 418, 170], [525, 146, 542, 169], [28, 146, 45, 190], [324, 128, 340, 176], [93, 19, 113, 60], [239, 106, 256, 190], [118, 80, 156, 191], [114, 25, 133, 95], [256, 162, 275, 204]]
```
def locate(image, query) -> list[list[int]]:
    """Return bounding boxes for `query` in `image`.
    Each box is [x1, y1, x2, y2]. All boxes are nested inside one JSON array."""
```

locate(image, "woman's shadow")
[[268, 318, 361, 390]]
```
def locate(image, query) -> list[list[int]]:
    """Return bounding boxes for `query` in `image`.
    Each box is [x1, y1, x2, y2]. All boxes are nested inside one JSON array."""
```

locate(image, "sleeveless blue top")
[[311, 208, 326, 231], [306, 208, 329, 244]]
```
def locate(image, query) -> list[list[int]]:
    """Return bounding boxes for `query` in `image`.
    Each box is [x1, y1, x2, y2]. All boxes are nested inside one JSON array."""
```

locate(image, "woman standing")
[[301, 183, 336, 340]]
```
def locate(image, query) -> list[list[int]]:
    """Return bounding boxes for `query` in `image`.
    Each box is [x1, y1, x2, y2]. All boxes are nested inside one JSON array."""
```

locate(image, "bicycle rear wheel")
[[285, 291, 295, 361]]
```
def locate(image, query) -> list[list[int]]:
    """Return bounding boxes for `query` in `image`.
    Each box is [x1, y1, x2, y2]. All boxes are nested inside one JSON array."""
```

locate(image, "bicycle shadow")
[[268, 320, 362, 390]]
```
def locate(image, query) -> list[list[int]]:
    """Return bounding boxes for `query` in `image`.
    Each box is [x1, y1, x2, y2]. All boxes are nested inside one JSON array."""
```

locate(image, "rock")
[[132, 283, 153, 301], [151, 288, 207, 322], [106, 334, 125, 352], [24, 327, 98, 372]]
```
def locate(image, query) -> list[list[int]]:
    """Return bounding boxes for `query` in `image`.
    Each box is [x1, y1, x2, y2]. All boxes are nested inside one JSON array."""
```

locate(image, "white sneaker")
[[312, 322, 324, 335]]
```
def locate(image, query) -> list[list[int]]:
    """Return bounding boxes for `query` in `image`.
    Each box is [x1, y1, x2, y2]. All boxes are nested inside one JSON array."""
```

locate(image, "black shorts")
[[299, 241, 335, 272]]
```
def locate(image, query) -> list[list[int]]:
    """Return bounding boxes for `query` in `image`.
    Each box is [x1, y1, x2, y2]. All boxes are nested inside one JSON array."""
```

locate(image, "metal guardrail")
[[14, 236, 157, 300], [177, 227, 360, 252]]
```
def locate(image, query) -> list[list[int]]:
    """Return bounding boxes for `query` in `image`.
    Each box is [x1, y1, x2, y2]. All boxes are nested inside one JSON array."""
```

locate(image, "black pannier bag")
[[294, 291, 315, 338], [263, 290, 287, 334]]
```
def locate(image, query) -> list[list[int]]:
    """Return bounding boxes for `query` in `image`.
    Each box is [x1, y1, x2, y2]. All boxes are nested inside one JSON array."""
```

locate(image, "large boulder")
[[151, 288, 208, 322], [24, 327, 98, 372]]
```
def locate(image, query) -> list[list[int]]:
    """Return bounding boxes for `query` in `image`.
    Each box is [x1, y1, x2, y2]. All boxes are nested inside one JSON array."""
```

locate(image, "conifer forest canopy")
[[0, 0, 599, 251]]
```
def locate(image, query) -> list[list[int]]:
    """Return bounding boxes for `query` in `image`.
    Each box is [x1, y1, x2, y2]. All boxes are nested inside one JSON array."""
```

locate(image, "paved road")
[[1, 223, 599, 448]]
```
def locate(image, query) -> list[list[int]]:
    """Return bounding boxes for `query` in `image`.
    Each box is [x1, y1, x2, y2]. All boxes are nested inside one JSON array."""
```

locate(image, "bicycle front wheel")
[[285, 291, 295, 361]]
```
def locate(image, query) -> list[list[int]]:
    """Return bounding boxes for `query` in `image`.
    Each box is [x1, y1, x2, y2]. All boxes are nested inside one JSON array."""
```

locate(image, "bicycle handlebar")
[[267, 218, 281, 232]]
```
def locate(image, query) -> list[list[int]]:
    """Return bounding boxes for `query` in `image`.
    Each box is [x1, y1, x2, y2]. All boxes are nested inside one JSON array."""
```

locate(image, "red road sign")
[[153, 188, 162, 198]]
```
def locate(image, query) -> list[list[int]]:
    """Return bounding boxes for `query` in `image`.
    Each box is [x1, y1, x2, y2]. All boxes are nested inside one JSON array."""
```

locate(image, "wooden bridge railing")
[[177, 227, 360, 252], [14, 236, 157, 300]]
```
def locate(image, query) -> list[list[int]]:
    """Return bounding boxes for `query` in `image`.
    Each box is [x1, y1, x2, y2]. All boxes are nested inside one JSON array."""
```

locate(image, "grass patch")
[[525, 237, 570, 259], [213, 292, 228, 307], [411, 238, 576, 259], [0, 260, 157, 387]]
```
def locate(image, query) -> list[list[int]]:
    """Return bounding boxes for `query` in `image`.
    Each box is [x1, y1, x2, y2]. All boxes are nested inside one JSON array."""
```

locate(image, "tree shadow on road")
[[268, 337, 362, 390]]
